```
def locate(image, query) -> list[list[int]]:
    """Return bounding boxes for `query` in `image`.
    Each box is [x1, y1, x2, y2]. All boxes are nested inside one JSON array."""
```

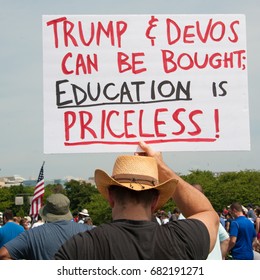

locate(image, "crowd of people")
[[155, 202, 260, 260], [0, 142, 259, 260]]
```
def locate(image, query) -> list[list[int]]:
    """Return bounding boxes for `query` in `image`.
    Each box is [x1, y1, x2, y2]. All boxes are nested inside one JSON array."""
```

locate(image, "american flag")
[[29, 162, 45, 220]]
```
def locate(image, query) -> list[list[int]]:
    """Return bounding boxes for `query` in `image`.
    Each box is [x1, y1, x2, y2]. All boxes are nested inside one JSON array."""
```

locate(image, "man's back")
[[230, 216, 256, 259], [0, 221, 24, 248], [3, 220, 92, 260], [55, 219, 210, 260]]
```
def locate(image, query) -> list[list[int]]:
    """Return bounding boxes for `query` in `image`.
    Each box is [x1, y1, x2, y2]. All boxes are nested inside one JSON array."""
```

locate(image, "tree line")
[[0, 170, 259, 225]]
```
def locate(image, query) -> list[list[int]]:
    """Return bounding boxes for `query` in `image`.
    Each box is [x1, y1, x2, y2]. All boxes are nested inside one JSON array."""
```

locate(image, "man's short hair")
[[108, 185, 159, 207], [230, 202, 243, 212], [3, 210, 13, 221]]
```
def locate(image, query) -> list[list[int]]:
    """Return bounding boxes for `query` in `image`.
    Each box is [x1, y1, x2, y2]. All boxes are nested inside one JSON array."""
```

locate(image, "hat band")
[[112, 174, 158, 186]]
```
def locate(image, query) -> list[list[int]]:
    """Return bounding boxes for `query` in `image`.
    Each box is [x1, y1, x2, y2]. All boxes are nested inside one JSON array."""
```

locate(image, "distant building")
[[0, 175, 95, 188], [23, 178, 68, 187], [0, 175, 25, 187], [22, 179, 38, 187]]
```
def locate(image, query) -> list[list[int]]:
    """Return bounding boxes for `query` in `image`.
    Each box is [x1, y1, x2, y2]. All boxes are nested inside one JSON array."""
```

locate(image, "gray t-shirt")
[[4, 220, 92, 260]]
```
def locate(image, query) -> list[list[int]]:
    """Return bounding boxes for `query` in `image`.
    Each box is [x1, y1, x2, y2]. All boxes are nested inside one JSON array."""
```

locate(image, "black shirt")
[[55, 219, 210, 260]]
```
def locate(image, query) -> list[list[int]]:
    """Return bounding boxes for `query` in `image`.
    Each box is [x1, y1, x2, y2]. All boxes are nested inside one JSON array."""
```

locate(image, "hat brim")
[[39, 205, 73, 223], [95, 169, 178, 211], [79, 212, 89, 216]]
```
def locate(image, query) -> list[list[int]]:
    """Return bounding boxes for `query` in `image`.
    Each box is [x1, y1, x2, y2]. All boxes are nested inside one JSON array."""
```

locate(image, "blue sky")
[[0, 0, 259, 180]]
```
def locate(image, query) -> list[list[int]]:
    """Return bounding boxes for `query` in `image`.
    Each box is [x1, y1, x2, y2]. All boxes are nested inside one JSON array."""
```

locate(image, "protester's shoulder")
[[4, 229, 27, 249], [165, 219, 209, 237], [238, 216, 254, 226], [6, 222, 24, 232], [28, 220, 83, 231], [68, 220, 93, 231], [167, 218, 207, 228], [101, 220, 160, 232], [164, 219, 210, 258], [19, 224, 25, 231], [83, 222, 112, 232], [71, 221, 132, 236]]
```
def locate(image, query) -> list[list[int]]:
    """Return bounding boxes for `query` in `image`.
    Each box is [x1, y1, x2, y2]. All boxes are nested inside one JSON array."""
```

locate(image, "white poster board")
[[43, 14, 250, 153]]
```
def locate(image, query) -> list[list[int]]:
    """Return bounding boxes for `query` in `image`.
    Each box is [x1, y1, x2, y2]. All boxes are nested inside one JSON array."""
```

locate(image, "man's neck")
[[112, 204, 152, 221], [236, 212, 244, 218]]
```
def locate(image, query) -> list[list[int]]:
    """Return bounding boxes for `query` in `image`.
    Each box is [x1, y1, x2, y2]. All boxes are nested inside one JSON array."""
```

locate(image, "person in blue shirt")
[[0, 210, 24, 248], [228, 202, 257, 260]]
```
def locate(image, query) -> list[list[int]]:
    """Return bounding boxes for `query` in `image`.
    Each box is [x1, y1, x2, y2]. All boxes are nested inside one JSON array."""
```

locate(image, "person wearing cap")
[[0, 193, 93, 260], [55, 141, 219, 260], [78, 209, 90, 224]]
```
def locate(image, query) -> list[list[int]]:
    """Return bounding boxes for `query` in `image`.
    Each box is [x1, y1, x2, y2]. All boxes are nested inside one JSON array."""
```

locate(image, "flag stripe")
[[32, 185, 44, 198]]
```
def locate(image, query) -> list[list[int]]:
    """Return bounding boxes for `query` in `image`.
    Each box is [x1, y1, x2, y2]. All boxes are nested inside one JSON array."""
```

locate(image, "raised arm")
[[138, 141, 219, 252]]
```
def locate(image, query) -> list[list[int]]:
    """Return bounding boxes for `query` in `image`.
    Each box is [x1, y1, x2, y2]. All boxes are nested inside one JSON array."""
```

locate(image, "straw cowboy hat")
[[95, 155, 178, 211], [39, 193, 73, 222]]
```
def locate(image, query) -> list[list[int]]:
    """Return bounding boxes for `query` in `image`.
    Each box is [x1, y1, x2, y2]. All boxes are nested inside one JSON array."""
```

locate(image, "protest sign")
[[42, 14, 250, 153]]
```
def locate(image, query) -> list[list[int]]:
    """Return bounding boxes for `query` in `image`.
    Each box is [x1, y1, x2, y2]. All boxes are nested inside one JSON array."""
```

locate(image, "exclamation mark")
[[214, 109, 220, 138]]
